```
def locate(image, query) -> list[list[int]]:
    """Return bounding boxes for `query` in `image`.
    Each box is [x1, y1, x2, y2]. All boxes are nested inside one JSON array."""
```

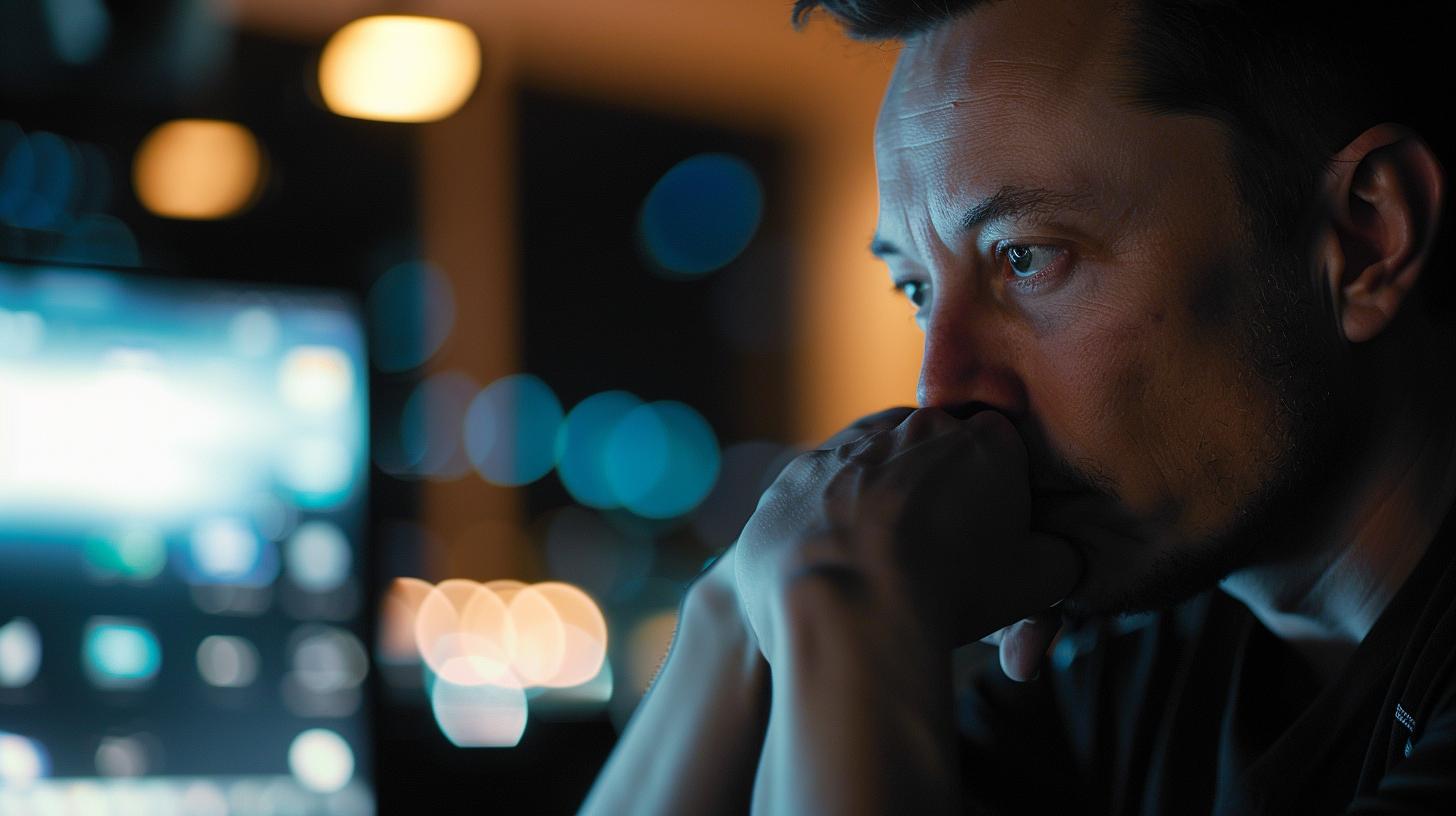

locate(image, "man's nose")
[[915, 312, 1027, 417]]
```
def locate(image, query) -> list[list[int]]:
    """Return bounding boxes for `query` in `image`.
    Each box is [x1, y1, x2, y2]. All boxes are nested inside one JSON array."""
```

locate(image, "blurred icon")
[[278, 346, 355, 416], [285, 520, 352, 593], [287, 728, 354, 794], [82, 618, 161, 689], [94, 734, 151, 777], [195, 635, 259, 689], [186, 517, 279, 588], [0, 617, 42, 688], [0, 731, 49, 784]]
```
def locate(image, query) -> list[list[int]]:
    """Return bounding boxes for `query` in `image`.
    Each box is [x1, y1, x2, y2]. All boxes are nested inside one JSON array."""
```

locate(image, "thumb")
[[996, 532, 1081, 682], [998, 612, 1062, 682]]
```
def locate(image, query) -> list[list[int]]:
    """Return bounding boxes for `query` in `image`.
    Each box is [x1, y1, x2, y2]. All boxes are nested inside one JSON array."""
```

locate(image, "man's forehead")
[[874, 0, 1131, 242], [878, 0, 1127, 143]]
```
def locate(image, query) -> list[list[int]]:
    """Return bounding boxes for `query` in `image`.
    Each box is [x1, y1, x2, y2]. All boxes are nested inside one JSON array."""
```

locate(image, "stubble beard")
[[1061, 237, 1352, 620]]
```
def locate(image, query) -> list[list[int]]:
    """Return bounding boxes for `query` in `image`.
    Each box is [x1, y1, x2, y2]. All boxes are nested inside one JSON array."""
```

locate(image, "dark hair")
[[793, 0, 1455, 317]]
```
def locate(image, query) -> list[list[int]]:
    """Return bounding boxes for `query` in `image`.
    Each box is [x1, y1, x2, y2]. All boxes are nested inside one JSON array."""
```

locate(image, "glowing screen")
[[0, 261, 371, 814]]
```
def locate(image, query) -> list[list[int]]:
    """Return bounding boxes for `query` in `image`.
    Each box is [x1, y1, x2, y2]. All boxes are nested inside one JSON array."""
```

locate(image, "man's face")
[[873, 0, 1344, 615]]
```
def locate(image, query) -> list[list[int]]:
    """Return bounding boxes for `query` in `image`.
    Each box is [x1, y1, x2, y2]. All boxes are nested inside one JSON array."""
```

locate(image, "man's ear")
[[1313, 124, 1445, 344]]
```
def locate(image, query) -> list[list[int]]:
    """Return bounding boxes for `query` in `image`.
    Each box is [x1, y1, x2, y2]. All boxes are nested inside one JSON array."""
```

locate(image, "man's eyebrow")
[[869, 185, 1096, 259], [960, 185, 1094, 231]]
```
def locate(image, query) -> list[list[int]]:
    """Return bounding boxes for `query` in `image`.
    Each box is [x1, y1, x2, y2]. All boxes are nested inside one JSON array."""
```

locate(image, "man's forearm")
[[752, 572, 961, 815], [580, 578, 770, 816]]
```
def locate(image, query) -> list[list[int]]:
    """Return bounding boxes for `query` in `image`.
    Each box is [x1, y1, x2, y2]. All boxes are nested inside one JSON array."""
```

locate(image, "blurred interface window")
[[0, 260, 374, 814]]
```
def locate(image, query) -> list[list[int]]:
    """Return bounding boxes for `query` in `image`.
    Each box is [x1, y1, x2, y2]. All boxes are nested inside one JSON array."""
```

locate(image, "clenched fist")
[[733, 407, 1082, 672]]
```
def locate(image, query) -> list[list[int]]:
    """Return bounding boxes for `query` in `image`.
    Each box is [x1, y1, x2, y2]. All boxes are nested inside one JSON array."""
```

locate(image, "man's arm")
[[752, 571, 961, 815], [579, 548, 769, 816]]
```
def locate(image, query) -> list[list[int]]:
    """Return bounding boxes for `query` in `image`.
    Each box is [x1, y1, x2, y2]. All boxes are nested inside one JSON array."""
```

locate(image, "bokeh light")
[[45, 0, 112, 66], [464, 374, 563, 487], [400, 371, 478, 480], [383, 576, 611, 743], [430, 676, 527, 748], [0, 125, 110, 232], [603, 401, 720, 518], [415, 579, 511, 686], [318, 15, 481, 123], [284, 520, 352, 593], [377, 577, 434, 666], [287, 729, 354, 794], [82, 618, 161, 689], [195, 636, 259, 688], [639, 153, 763, 278], [504, 585, 566, 686], [278, 346, 355, 416], [132, 119, 263, 220], [366, 260, 455, 373], [10, 131, 75, 229], [556, 391, 643, 509], [531, 582, 608, 688], [0, 617, 42, 688], [0, 731, 49, 784]]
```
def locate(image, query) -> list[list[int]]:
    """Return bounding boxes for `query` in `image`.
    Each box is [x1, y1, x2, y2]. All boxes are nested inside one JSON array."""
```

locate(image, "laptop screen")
[[0, 260, 372, 815]]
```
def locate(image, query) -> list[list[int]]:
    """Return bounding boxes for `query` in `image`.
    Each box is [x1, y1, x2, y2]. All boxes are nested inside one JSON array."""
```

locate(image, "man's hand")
[[734, 407, 1082, 673]]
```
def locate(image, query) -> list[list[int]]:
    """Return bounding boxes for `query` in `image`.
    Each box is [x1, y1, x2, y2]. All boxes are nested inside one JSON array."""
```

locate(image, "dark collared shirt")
[[957, 509, 1456, 815]]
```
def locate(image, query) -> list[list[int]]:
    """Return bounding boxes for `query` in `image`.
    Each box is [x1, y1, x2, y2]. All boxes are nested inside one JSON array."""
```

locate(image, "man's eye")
[[893, 280, 929, 309], [1004, 244, 1060, 279]]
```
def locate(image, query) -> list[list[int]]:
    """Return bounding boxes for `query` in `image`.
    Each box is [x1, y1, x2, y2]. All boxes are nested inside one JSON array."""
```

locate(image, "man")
[[584, 0, 1456, 812]]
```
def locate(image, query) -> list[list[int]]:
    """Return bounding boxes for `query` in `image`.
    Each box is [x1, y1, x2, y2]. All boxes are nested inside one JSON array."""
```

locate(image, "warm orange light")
[[505, 586, 566, 686], [318, 16, 481, 123], [378, 577, 433, 664], [132, 119, 263, 220], [399, 576, 609, 687], [416, 579, 511, 686], [533, 582, 609, 688]]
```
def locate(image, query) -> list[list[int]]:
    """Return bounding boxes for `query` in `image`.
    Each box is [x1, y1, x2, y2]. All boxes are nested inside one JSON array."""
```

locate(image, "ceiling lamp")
[[318, 15, 481, 124]]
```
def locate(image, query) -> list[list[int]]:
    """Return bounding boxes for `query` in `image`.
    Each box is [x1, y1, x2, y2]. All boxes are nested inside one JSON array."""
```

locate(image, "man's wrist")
[[766, 563, 948, 674], [676, 570, 767, 682]]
